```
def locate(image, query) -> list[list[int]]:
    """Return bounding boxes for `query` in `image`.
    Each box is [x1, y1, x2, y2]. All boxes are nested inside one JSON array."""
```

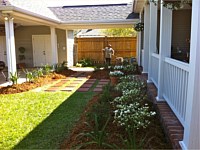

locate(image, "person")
[[102, 44, 114, 65]]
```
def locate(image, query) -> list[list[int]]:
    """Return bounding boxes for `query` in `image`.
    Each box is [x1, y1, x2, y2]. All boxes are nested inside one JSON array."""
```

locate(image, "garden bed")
[[61, 75, 172, 149], [0, 70, 76, 94]]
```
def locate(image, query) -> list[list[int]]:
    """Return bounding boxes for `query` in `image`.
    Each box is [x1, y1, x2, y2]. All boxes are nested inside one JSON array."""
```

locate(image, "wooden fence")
[[74, 37, 137, 64]]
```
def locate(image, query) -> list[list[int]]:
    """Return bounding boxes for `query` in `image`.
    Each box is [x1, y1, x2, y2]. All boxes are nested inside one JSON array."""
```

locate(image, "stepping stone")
[[100, 79, 110, 82], [60, 79, 70, 81], [71, 81, 82, 84], [45, 87, 59, 92], [69, 83, 80, 86], [93, 87, 103, 92], [74, 79, 84, 81], [81, 83, 93, 88], [65, 85, 76, 88], [96, 85, 104, 88], [77, 87, 90, 92], [61, 87, 75, 91]]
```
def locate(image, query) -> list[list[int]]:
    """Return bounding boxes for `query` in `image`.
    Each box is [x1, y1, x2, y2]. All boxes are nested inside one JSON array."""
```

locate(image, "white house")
[[134, 0, 199, 149], [0, 0, 139, 77]]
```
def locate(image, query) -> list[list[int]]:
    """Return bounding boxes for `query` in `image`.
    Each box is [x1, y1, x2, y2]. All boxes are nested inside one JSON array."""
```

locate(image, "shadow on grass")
[[14, 91, 95, 149]]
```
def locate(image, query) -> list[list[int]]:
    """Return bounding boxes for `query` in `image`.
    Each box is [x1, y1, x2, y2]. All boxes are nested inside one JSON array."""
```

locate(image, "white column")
[[148, 2, 158, 82], [4, 16, 16, 78], [143, 5, 150, 73], [180, 0, 200, 149], [136, 13, 142, 66], [156, 3, 172, 100], [50, 27, 58, 64], [66, 30, 74, 67]]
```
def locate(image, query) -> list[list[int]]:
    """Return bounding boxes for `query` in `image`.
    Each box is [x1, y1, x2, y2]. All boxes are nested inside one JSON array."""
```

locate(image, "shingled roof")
[[49, 3, 139, 22]]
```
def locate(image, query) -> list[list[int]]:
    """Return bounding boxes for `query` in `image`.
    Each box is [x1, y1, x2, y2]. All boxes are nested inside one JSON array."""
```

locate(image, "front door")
[[32, 35, 52, 67], [0, 36, 7, 66]]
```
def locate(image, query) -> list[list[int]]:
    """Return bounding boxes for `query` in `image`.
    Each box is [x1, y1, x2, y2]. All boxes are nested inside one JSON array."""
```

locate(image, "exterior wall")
[[15, 26, 50, 67], [172, 10, 192, 54], [56, 29, 67, 63]]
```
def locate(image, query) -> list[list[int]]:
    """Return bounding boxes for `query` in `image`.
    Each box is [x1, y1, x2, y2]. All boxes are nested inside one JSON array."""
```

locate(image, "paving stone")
[[60, 79, 71, 81], [88, 79, 96, 81], [61, 87, 74, 91], [45, 87, 59, 92], [69, 83, 80, 86], [77, 87, 90, 92], [86, 80, 96, 84], [81, 83, 93, 88], [93, 87, 103, 92], [96, 85, 104, 88], [100, 79, 110, 82]]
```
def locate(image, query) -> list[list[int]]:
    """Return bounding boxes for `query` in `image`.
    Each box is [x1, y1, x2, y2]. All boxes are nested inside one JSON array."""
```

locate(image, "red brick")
[[93, 88, 103, 92]]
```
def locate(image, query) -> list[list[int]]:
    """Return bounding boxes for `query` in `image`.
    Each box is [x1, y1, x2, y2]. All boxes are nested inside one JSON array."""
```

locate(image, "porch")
[[136, 0, 200, 149]]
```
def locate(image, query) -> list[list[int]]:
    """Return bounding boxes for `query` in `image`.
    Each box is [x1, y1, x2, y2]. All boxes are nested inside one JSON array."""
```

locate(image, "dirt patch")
[[0, 70, 76, 94]]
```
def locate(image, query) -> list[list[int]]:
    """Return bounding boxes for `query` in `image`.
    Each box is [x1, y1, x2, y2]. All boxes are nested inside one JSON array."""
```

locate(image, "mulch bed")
[[60, 75, 172, 149], [0, 70, 76, 94], [90, 69, 110, 79]]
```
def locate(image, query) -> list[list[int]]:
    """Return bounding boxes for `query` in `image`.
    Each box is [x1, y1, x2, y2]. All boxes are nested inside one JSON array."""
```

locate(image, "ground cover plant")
[[0, 91, 95, 149]]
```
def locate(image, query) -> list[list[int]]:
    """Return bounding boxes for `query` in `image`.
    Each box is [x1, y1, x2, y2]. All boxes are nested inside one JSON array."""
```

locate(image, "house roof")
[[7, 0, 60, 21], [49, 3, 138, 23], [0, 0, 139, 28]]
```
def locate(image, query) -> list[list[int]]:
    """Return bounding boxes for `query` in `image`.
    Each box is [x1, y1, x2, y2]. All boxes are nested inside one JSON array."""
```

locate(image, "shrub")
[[9, 72, 19, 85], [77, 58, 93, 67]]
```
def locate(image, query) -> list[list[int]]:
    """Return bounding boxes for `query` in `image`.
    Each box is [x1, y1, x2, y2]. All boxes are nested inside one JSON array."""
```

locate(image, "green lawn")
[[0, 91, 94, 149]]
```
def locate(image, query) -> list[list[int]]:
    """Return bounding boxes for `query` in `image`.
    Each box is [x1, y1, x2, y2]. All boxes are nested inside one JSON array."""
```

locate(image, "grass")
[[0, 91, 95, 149]]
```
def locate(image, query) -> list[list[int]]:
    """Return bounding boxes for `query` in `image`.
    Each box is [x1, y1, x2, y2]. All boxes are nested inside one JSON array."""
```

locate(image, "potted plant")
[[109, 70, 124, 85], [18, 47, 26, 69]]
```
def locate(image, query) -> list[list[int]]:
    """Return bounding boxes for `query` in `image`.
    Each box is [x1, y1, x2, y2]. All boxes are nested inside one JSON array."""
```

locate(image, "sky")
[[46, 0, 133, 7]]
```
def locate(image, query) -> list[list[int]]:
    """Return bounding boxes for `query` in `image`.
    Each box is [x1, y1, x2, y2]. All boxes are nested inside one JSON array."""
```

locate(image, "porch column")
[[156, 2, 172, 100], [180, 0, 200, 149], [4, 15, 16, 78], [143, 4, 150, 73], [136, 13, 142, 66], [148, 2, 158, 82], [50, 27, 58, 64], [66, 30, 74, 67]]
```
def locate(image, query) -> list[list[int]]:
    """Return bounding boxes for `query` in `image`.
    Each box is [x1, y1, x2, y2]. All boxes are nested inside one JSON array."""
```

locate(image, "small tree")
[[102, 28, 137, 37]]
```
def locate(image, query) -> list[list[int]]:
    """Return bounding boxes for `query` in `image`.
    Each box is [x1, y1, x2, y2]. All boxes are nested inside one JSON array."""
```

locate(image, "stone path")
[[34, 71, 110, 93]]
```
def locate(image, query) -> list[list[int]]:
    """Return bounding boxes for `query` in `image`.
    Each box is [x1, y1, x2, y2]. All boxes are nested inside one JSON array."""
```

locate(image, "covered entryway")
[[0, 36, 7, 65], [32, 35, 52, 66]]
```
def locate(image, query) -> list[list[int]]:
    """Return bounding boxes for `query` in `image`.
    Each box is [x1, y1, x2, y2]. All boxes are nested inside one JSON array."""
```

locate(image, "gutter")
[[60, 19, 139, 25]]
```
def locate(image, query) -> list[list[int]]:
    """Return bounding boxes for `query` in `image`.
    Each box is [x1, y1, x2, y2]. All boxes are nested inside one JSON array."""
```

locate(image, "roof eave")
[[59, 19, 139, 29], [133, 0, 146, 13]]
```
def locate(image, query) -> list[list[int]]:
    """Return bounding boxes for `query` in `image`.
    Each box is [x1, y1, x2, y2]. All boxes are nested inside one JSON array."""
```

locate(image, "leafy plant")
[[77, 58, 93, 67], [76, 115, 116, 149], [9, 72, 19, 85], [55, 61, 68, 73], [43, 64, 52, 75], [24, 69, 34, 82]]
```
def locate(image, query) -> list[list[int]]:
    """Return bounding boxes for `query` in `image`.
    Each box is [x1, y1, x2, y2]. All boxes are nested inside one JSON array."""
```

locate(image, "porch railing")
[[151, 53, 159, 88], [163, 57, 189, 126]]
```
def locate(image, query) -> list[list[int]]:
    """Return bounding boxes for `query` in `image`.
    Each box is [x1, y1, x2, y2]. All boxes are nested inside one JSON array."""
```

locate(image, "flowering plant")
[[134, 22, 144, 32], [109, 71, 124, 77], [114, 65, 124, 70], [113, 102, 156, 130]]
